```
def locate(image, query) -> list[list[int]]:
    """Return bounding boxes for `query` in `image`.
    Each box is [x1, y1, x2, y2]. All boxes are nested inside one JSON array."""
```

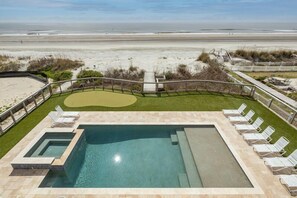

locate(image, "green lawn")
[[0, 90, 296, 159]]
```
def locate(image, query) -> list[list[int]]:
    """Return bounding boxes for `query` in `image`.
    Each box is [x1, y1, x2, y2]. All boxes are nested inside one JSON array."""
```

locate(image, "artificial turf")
[[0, 90, 296, 159], [64, 91, 137, 107]]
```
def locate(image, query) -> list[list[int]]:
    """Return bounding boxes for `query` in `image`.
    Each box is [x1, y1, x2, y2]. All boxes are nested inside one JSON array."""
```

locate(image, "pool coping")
[[11, 128, 75, 169], [51, 129, 84, 169]]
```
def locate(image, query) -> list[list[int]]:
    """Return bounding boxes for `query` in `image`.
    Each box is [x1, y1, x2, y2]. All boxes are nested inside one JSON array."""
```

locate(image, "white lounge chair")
[[264, 150, 297, 175], [228, 110, 255, 124], [242, 126, 275, 145], [55, 105, 80, 119], [235, 117, 263, 133], [279, 175, 297, 196], [253, 137, 289, 158], [49, 112, 75, 127], [223, 103, 247, 116]]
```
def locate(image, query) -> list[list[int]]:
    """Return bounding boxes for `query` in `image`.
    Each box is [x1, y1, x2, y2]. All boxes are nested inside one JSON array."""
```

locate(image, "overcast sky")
[[0, 0, 296, 23]]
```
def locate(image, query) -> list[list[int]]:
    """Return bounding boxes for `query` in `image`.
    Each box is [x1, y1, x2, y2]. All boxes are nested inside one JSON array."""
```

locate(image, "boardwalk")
[[143, 71, 156, 93], [234, 71, 297, 109]]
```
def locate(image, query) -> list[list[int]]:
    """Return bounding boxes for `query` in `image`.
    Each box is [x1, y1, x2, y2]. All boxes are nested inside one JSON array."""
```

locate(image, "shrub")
[[77, 70, 103, 79], [176, 64, 192, 79], [164, 71, 177, 80], [52, 71, 73, 82], [18, 56, 31, 61], [0, 61, 21, 72], [194, 60, 228, 82], [197, 52, 211, 63], [231, 50, 297, 62], [255, 76, 266, 82], [0, 55, 9, 62], [105, 66, 144, 80], [28, 57, 83, 72]]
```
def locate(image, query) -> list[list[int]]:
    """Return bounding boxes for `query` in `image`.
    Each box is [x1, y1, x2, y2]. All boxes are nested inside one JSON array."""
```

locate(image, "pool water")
[[41, 125, 196, 188], [40, 125, 252, 188], [39, 141, 70, 158]]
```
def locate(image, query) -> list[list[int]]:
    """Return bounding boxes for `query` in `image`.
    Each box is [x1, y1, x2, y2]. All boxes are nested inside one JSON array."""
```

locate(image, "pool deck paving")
[[0, 111, 292, 197]]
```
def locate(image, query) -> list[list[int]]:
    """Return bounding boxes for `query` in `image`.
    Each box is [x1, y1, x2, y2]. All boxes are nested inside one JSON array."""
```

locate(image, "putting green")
[[64, 91, 137, 108]]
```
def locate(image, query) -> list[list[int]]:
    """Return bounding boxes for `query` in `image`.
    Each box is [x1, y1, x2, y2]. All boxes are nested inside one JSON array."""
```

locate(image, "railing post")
[[33, 96, 38, 107], [59, 83, 62, 95], [185, 82, 188, 92], [22, 102, 28, 115], [156, 82, 158, 93], [41, 90, 45, 101], [290, 112, 297, 124], [268, 98, 273, 108], [121, 82, 123, 93], [10, 110, 16, 124], [48, 84, 53, 95], [240, 85, 243, 95], [102, 79, 105, 91], [250, 87, 255, 97], [112, 80, 114, 91], [141, 83, 144, 94], [71, 80, 74, 93], [93, 78, 96, 90], [228, 84, 232, 94]]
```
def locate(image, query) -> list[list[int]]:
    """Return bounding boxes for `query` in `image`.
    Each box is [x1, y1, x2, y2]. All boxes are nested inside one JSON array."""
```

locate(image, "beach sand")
[[1, 33, 297, 73]]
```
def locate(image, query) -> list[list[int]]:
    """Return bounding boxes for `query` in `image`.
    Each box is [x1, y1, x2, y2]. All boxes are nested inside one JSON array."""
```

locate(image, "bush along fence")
[[0, 77, 255, 135]]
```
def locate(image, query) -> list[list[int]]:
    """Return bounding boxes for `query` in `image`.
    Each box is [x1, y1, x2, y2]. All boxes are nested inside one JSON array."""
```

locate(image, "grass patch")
[[245, 72, 297, 79], [0, 91, 296, 159], [64, 91, 137, 107]]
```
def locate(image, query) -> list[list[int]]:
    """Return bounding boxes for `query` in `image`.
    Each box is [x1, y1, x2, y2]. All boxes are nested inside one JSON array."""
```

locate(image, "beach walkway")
[[234, 71, 297, 108], [143, 71, 156, 93]]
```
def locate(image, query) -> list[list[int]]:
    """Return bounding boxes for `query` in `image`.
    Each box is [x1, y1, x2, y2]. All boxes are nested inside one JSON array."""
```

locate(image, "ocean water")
[[0, 22, 296, 35]]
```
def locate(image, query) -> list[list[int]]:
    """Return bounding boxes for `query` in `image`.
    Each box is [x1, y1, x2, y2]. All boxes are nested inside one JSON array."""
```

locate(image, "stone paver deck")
[[0, 112, 292, 197]]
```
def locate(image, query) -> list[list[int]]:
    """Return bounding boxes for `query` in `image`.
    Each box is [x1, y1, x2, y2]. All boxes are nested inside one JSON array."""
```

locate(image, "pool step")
[[176, 130, 203, 187], [178, 173, 190, 187], [170, 134, 178, 145]]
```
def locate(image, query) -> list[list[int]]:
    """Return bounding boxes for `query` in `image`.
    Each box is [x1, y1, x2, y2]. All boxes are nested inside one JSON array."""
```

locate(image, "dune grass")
[[0, 90, 296, 159]]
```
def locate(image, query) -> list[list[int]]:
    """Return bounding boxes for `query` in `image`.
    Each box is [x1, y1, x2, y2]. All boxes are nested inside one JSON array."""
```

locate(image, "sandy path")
[[0, 77, 45, 111]]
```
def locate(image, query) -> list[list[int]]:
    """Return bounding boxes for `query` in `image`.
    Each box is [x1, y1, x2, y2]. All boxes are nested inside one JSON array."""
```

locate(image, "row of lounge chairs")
[[223, 103, 297, 196], [48, 105, 80, 127]]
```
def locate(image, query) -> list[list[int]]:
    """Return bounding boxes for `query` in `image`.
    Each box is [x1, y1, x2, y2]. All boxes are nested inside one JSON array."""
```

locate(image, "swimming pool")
[[40, 125, 252, 188]]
